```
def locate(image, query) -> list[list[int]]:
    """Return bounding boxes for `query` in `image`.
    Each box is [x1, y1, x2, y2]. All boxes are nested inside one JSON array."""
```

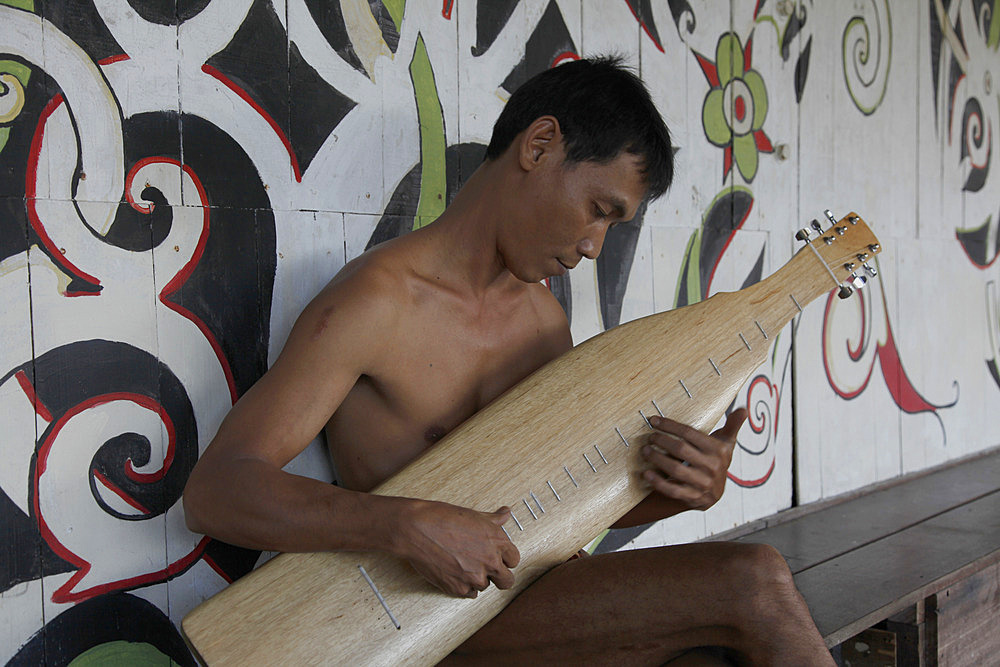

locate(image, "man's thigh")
[[446, 542, 761, 665]]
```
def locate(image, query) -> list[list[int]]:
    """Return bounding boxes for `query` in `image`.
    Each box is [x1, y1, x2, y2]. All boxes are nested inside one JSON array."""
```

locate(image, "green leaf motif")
[[716, 33, 744, 86], [383, 0, 405, 32], [702, 88, 731, 146], [409, 33, 447, 230], [743, 70, 768, 131], [68, 641, 179, 667], [0, 0, 35, 11], [734, 133, 759, 182]]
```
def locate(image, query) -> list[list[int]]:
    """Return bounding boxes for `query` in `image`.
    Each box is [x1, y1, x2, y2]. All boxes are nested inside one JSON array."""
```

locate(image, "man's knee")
[[733, 542, 795, 589]]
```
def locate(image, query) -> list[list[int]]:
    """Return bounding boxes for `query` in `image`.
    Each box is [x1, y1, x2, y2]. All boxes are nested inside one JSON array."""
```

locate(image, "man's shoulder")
[[320, 240, 416, 310], [518, 281, 573, 353]]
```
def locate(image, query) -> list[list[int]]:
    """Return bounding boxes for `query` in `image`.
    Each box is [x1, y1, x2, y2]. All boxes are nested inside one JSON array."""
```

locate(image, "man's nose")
[[578, 226, 609, 259]]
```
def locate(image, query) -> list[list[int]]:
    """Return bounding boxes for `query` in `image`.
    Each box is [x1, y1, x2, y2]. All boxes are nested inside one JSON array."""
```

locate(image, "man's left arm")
[[611, 408, 748, 529]]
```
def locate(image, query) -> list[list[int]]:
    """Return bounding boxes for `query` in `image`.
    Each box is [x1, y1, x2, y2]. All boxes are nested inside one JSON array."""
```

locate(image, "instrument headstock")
[[795, 210, 881, 299]]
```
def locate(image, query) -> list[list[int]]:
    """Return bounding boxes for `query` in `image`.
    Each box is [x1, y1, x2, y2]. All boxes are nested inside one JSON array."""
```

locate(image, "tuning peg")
[[811, 219, 823, 233], [848, 215, 860, 225], [849, 272, 868, 289], [856, 252, 869, 262], [838, 284, 854, 299], [795, 228, 811, 241], [863, 263, 877, 277], [868, 243, 880, 253], [824, 209, 838, 225]]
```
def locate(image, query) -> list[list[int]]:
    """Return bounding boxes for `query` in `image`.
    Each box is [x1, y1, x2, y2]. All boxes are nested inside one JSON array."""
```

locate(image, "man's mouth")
[[557, 259, 573, 271]]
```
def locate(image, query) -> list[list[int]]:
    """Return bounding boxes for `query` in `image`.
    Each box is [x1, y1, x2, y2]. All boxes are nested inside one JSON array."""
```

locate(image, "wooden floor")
[[725, 447, 1000, 648]]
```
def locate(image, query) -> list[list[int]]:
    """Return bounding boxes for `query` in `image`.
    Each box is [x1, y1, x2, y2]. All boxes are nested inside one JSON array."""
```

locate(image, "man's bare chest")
[[326, 300, 568, 490]]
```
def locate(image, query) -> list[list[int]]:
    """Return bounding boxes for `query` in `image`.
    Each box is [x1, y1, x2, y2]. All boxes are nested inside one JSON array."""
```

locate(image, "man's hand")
[[393, 500, 520, 598], [640, 408, 748, 511]]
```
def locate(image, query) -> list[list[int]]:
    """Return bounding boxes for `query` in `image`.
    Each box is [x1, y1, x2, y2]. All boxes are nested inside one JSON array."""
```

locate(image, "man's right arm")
[[182, 263, 518, 597]]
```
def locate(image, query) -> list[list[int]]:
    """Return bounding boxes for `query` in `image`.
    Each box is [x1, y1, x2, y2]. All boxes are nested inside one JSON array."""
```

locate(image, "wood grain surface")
[[182, 215, 880, 665]]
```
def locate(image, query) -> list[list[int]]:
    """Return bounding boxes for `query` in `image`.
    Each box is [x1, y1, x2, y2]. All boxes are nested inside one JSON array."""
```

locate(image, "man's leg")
[[444, 541, 833, 666]]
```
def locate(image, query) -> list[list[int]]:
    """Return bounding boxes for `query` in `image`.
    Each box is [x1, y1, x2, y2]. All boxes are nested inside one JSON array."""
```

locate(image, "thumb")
[[490, 506, 512, 523], [714, 408, 748, 442]]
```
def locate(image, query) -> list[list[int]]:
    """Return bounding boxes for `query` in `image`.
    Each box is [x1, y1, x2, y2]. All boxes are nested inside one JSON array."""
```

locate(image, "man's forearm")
[[610, 494, 689, 529], [183, 457, 405, 554]]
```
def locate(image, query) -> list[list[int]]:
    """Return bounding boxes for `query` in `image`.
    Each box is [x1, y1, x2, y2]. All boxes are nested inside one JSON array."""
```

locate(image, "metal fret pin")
[[615, 426, 630, 447], [547, 480, 562, 501], [530, 490, 546, 513], [594, 444, 608, 464], [639, 409, 653, 429], [523, 498, 538, 520], [359, 565, 401, 630], [564, 465, 579, 488], [679, 379, 692, 398], [583, 453, 598, 473]]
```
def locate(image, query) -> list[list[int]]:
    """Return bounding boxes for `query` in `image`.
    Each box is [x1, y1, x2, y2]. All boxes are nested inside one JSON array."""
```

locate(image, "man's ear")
[[518, 116, 563, 171]]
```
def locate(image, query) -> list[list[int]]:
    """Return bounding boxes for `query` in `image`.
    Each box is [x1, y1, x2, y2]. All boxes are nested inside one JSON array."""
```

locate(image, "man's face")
[[501, 144, 649, 283]]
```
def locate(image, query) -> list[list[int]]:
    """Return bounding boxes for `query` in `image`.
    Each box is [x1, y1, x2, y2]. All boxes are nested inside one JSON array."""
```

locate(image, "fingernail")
[[643, 470, 655, 482], [642, 445, 651, 457]]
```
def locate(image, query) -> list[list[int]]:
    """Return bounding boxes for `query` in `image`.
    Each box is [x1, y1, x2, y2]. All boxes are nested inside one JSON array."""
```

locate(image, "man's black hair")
[[485, 55, 674, 201]]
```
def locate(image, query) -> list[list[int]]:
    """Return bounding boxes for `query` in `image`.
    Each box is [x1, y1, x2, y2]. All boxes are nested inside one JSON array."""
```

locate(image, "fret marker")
[[679, 379, 692, 399], [564, 465, 579, 488], [615, 426, 630, 447], [739, 332, 752, 351], [583, 453, 598, 473], [511, 512, 524, 531], [594, 444, 608, 464], [359, 565, 401, 630], [755, 320, 768, 339], [523, 498, 538, 520], [790, 293, 803, 312], [547, 480, 562, 501], [501, 524, 511, 539], [639, 409, 653, 429], [708, 358, 721, 376], [529, 491, 546, 513], [651, 399, 664, 417]]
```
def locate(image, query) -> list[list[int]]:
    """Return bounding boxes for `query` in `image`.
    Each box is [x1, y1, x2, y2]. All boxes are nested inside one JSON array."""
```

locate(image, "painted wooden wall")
[[1, 0, 996, 662]]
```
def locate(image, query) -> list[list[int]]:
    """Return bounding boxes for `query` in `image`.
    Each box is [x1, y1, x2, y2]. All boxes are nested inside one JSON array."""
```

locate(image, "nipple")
[[424, 426, 447, 444]]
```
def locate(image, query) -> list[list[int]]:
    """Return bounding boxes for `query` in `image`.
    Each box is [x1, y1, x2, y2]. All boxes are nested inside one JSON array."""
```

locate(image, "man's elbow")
[[182, 471, 211, 535]]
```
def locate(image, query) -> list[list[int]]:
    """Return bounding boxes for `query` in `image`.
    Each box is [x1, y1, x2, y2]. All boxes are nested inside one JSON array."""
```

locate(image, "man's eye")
[[594, 204, 608, 218]]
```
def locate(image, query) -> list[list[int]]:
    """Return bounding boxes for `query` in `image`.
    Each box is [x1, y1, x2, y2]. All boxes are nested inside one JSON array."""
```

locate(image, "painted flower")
[[697, 32, 773, 182]]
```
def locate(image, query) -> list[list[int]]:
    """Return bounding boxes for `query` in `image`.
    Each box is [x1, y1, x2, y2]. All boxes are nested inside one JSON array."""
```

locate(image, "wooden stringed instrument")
[[182, 212, 881, 665]]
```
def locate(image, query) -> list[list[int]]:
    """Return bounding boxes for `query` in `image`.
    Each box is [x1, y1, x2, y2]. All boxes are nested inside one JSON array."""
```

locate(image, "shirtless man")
[[183, 57, 833, 665]]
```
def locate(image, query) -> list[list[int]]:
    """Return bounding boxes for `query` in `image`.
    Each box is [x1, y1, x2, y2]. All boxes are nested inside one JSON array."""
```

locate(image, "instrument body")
[[182, 214, 880, 666]]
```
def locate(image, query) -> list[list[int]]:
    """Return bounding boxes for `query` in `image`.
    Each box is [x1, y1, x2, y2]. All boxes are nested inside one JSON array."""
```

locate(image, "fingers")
[[488, 563, 516, 590], [642, 445, 711, 488], [646, 430, 710, 469], [642, 472, 710, 506], [642, 412, 748, 511], [489, 506, 521, 567], [500, 539, 521, 568]]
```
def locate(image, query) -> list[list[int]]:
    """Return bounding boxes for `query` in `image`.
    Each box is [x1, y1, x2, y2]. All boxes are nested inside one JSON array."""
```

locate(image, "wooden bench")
[[716, 446, 1000, 663]]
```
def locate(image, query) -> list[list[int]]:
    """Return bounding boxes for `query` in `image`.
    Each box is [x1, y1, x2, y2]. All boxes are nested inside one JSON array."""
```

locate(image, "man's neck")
[[418, 160, 520, 296]]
